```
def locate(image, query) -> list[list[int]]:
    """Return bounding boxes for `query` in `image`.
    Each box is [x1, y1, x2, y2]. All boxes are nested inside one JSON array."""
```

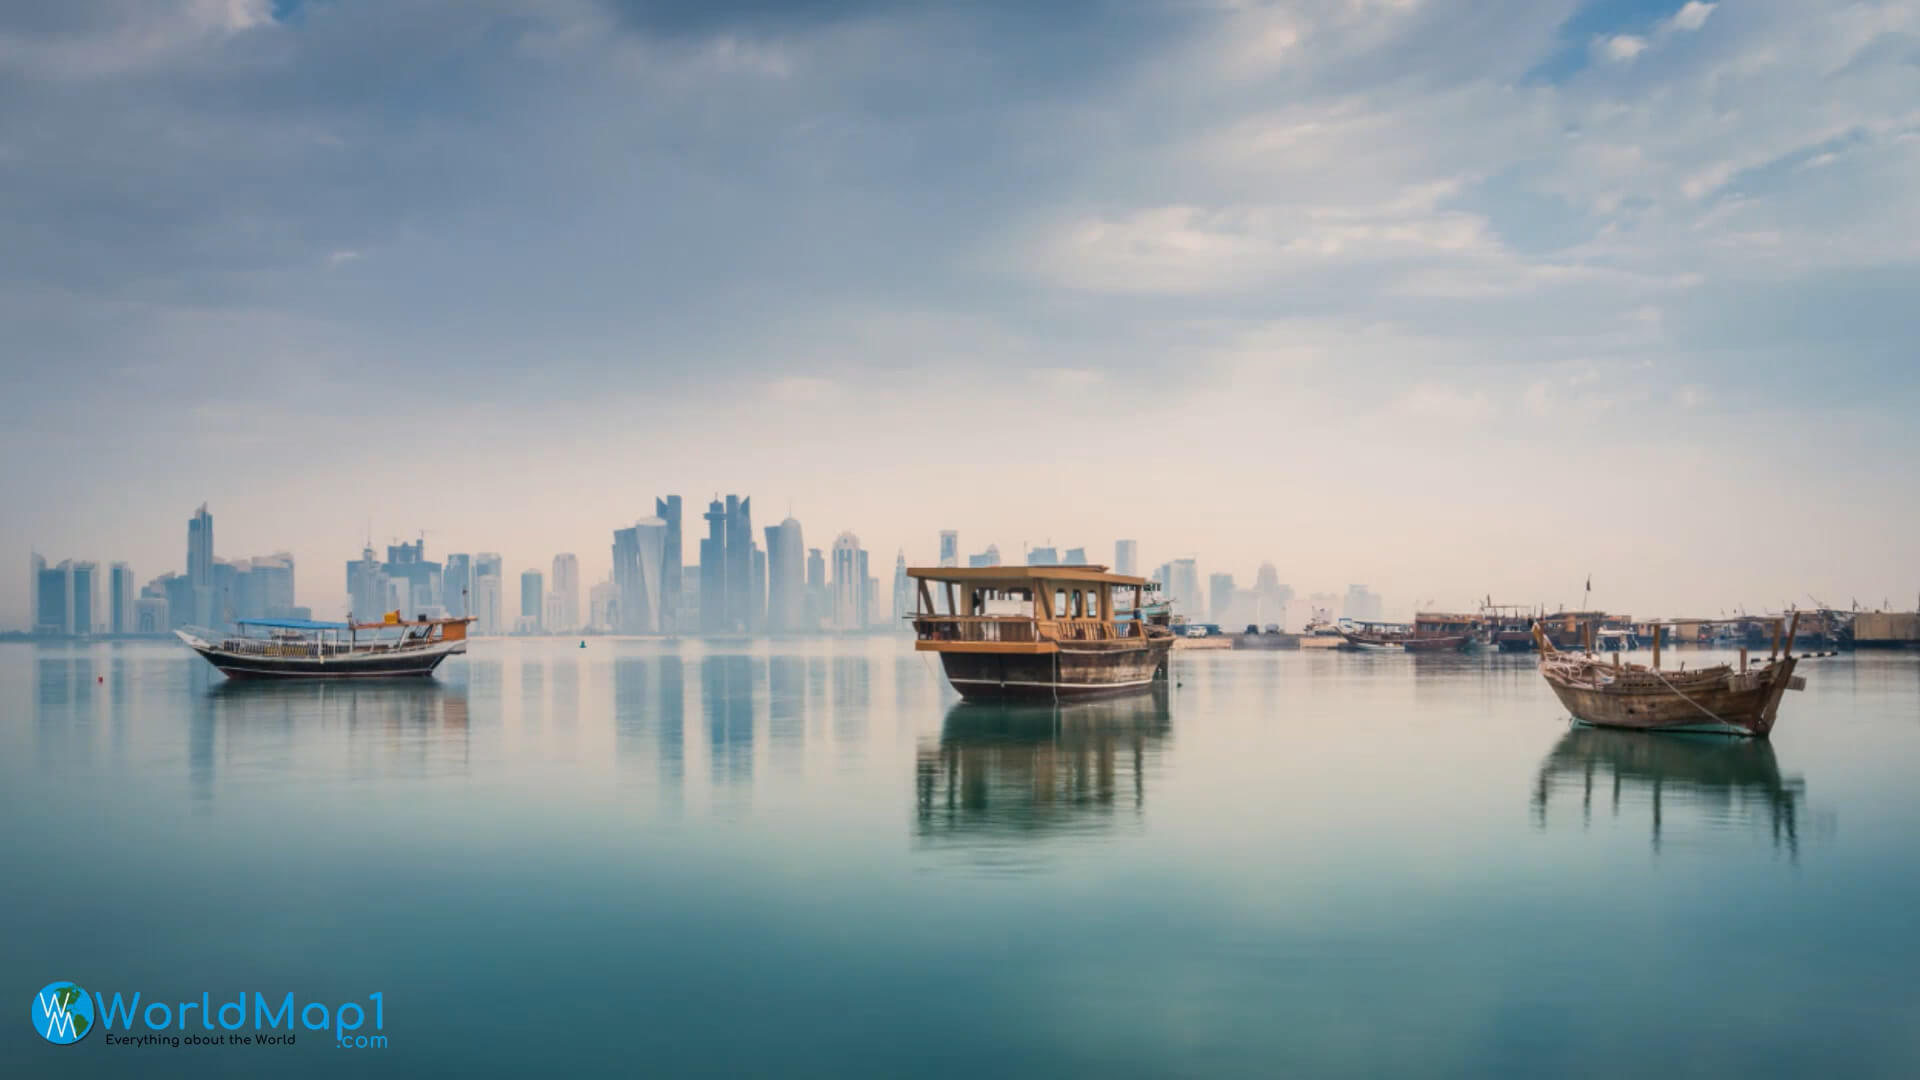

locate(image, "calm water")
[[5, 639, 1919, 1077]]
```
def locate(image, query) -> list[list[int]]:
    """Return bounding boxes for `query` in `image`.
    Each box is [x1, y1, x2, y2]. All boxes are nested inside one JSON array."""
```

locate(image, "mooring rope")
[[1648, 666, 1740, 731]]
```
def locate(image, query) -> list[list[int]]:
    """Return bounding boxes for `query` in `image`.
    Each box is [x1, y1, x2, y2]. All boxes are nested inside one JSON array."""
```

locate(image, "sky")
[[4, 0, 1919, 626]]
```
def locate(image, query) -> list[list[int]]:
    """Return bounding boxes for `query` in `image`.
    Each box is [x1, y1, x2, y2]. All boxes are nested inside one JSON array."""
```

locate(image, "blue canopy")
[[236, 618, 350, 630]]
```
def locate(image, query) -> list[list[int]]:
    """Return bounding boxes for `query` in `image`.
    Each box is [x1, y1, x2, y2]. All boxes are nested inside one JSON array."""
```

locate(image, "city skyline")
[[30, 493, 1903, 636], [3, 1, 1916, 630]]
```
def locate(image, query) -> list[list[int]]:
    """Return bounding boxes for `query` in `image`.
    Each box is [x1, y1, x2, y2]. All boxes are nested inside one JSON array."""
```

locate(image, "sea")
[[4, 638, 1918, 1077]]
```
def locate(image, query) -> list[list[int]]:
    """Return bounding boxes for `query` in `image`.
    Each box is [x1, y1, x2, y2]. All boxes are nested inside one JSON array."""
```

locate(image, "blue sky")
[[3, 0, 1918, 623]]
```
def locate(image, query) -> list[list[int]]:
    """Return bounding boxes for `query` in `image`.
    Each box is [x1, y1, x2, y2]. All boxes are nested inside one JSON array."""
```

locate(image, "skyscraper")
[[346, 546, 387, 621], [69, 562, 96, 635], [589, 579, 617, 632], [110, 562, 134, 634], [612, 518, 667, 633], [28, 553, 45, 632], [473, 553, 504, 634], [35, 559, 70, 634], [1161, 557, 1201, 619], [1209, 573, 1236, 627], [1027, 545, 1059, 566], [381, 539, 441, 614], [655, 496, 682, 632], [725, 495, 754, 632], [967, 545, 1001, 568], [520, 570, 545, 632], [831, 532, 867, 630], [699, 494, 758, 633], [805, 546, 827, 630], [550, 553, 580, 632], [764, 517, 805, 633], [1064, 546, 1087, 565], [891, 551, 911, 627], [700, 497, 726, 633], [187, 503, 215, 627], [938, 530, 958, 568], [443, 554, 471, 618]]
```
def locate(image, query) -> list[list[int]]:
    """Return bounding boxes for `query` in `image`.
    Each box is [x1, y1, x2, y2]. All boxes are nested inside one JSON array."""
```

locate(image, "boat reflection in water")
[[1531, 727, 1807, 857], [914, 688, 1170, 869], [194, 678, 471, 793]]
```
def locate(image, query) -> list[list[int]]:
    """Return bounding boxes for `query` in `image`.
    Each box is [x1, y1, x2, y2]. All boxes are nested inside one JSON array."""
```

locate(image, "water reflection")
[[1531, 728, 1808, 857], [914, 690, 1171, 867], [190, 679, 472, 796]]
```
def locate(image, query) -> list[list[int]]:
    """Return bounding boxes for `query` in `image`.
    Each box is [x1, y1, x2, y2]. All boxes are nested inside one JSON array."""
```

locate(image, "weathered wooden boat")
[[1532, 617, 1805, 738], [908, 565, 1174, 702], [177, 613, 474, 679]]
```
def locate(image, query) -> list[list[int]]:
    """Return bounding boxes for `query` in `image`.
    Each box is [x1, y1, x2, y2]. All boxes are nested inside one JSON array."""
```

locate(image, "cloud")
[[1600, 34, 1648, 62], [1666, 3, 1716, 34]]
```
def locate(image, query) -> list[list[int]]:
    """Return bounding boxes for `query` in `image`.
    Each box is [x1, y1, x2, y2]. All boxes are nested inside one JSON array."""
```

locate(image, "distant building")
[[108, 563, 134, 635], [805, 546, 827, 630], [1343, 584, 1384, 623], [938, 530, 958, 568], [891, 552, 911, 627], [550, 553, 580, 632], [187, 504, 215, 627], [765, 517, 806, 633], [1027, 545, 1059, 566], [1064, 547, 1087, 565], [831, 532, 868, 630], [612, 518, 668, 633], [473, 554, 504, 634], [34, 559, 94, 635], [699, 494, 760, 632], [588, 579, 617, 632], [380, 540, 441, 615], [443, 554, 471, 618], [520, 570, 545, 631], [1254, 564, 1294, 628], [655, 496, 682, 632], [1114, 539, 1138, 577], [136, 593, 168, 634], [346, 546, 387, 622], [968, 544, 1002, 568], [1209, 573, 1236, 626], [1157, 558, 1201, 619]]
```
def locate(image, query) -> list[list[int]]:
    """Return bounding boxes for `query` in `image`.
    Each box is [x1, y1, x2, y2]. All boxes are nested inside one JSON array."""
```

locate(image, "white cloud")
[[1666, 3, 1716, 34], [1601, 35, 1648, 62]]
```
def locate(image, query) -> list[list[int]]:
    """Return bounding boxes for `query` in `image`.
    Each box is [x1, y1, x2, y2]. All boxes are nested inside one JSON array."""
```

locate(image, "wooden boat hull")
[[933, 639, 1173, 703], [1541, 657, 1799, 738]]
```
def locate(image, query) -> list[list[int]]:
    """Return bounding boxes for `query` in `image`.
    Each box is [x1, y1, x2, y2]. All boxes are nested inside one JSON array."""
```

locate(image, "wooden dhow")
[[1532, 615, 1805, 738], [177, 612, 475, 679], [908, 565, 1174, 703]]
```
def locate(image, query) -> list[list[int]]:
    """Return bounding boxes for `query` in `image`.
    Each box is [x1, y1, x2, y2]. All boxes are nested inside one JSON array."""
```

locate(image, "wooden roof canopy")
[[905, 565, 1151, 588]]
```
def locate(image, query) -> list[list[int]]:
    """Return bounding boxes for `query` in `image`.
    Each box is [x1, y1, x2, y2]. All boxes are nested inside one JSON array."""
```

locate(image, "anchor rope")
[[1646, 666, 1739, 732]]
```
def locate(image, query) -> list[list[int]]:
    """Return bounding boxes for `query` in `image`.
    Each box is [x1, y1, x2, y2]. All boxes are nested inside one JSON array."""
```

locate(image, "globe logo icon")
[[31, 982, 93, 1045]]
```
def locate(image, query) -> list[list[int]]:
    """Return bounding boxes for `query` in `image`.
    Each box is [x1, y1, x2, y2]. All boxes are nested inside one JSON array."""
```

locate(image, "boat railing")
[[913, 615, 1040, 643]]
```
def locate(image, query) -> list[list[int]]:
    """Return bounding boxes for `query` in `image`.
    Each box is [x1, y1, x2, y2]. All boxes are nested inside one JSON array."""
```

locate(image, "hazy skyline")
[[5, 0, 1918, 626]]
